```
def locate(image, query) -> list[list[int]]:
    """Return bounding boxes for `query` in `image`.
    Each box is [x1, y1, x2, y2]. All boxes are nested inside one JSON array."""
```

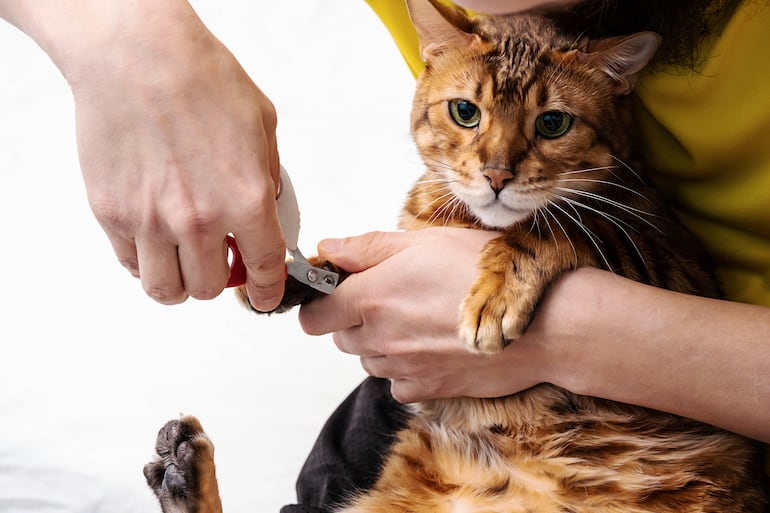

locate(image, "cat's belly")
[[352, 384, 765, 513]]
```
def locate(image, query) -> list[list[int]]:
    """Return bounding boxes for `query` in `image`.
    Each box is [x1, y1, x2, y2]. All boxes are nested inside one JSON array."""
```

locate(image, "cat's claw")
[[144, 416, 223, 513], [459, 260, 539, 353], [459, 291, 530, 354]]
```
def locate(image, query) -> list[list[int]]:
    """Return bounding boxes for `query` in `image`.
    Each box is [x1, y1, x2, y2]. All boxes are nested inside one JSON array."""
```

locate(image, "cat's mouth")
[[448, 182, 540, 228]]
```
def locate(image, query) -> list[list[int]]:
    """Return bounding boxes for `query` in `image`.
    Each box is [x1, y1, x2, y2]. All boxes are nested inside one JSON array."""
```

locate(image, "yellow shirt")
[[365, 0, 770, 484], [633, 3, 770, 306]]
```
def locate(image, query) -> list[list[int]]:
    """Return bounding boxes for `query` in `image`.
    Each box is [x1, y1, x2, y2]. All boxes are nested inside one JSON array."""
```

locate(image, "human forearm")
[[0, 0, 196, 81], [539, 268, 770, 442]]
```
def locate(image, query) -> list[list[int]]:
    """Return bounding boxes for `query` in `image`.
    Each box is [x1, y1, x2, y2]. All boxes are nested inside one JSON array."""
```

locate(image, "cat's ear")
[[579, 32, 662, 94], [406, 0, 480, 61]]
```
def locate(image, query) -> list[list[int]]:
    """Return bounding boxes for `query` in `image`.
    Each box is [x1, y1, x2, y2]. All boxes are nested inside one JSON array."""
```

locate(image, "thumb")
[[318, 231, 417, 272]]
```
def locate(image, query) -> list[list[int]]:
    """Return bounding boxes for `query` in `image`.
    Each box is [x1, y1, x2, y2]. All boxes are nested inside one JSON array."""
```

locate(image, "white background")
[[0, 2, 421, 512]]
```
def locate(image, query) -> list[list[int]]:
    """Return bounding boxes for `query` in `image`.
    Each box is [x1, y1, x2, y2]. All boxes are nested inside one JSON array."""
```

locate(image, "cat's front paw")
[[143, 416, 222, 513], [458, 237, 546, 353], [458, 276, 535, 353]]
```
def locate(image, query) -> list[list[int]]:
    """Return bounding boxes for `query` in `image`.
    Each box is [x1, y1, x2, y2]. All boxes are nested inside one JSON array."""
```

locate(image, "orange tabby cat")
[[144, 1, 767, 511]]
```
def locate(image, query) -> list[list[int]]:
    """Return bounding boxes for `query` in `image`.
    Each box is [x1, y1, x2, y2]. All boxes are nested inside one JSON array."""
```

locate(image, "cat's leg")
[[235, 258, 348, 314], [459, 234, 573, 353], [143, 416, 223, 513]]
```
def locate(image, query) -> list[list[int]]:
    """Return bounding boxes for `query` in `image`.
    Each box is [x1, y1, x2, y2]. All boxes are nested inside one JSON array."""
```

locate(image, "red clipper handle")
[[226, 235, 288, 288], [226, 235, 247, 288]]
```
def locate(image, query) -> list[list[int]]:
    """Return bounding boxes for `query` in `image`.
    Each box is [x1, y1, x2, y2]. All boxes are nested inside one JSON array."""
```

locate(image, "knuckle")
[[167, 206, 220, 238], [257, 99, 278, 132], [377, 338, 397, 358], [243, 248, 286, 274], [245, 280, 284, 311], [118, 256, 140, 277], [90, 198, 135, 234], [363, 230, 388, 253], [237, 190, 279, 222]]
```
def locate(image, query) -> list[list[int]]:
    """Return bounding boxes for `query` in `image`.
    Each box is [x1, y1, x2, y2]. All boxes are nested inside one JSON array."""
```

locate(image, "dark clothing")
[[280, 378, 408, 513]]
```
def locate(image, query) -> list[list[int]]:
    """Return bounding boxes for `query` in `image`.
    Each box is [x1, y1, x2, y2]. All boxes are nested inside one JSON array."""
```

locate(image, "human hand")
[[298, 228, 560, 403], [297, 224, 770, 438], [14, 1, 286, 308]]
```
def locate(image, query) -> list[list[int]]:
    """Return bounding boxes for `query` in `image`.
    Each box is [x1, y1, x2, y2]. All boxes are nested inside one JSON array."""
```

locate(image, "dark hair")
[[547, 0, 744, 69]]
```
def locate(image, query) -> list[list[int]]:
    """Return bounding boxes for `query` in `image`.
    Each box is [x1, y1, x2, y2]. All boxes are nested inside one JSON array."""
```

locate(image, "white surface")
[[0, 2, 420, 512]]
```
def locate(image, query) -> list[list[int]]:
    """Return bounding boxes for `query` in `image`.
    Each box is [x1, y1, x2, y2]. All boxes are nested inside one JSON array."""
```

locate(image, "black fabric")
[[280, 377, 409, 513]]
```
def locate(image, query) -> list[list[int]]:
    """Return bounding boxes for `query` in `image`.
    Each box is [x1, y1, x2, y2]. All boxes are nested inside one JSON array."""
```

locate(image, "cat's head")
[[405, 0, 660, 229]]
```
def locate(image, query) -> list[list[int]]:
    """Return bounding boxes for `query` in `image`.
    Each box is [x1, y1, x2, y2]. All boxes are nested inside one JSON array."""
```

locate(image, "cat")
[[144, 0, 768, 512]]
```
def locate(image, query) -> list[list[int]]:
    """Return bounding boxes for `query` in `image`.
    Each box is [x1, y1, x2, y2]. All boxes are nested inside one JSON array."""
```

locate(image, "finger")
[[135, 236, 188, 305], [176, 235, 230, 300], [105, 232, 140, 278], [265, 116, 282, 191], [227, 124, 289, 311], [388, 379, 424, 404], [234, 196, 287, 312], [317, 231, 420, 273], [331, 329, 382, 358], [359, 359, 427, 404], [359, 355, 396, 378], [298, 273, 368, 336]]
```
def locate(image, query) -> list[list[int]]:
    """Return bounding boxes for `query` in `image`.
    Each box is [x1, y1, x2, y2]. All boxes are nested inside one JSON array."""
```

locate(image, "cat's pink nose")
[[482, 167, 514, 194]]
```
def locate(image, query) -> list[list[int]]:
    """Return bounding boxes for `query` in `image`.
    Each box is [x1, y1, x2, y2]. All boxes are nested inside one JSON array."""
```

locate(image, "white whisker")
[[556, 166, 619, 176], [412, 178, 455, 186], [539, 207, 558, 243], [529, 209, 542, 238], [548, 200, 612, 271], [404, 189, 458, 229], [424, 157, 460, 173], [542, 202, 578, 264], [610, 154, 644, 183], [423, 194, 467, 229], [556, 177, 653, 203], [558, 195, 649, 271], [554, 186, 663, 233]]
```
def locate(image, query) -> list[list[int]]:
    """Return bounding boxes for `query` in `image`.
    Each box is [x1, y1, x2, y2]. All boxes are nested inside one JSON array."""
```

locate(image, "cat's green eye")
[[535, 111, 573, 138], [449, 99, 481, 128]]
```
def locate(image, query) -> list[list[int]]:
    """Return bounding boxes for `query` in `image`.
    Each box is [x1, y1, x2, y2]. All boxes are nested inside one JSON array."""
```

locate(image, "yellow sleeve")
[[364, 0, 424, 77]]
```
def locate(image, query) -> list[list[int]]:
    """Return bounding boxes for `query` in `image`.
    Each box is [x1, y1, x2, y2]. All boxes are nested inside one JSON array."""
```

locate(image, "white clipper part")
[[276, 165, 339, 295]]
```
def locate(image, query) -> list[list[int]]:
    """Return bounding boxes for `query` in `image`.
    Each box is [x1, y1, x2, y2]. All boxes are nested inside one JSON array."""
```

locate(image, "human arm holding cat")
[[299, 229, 770, 443], [0, 0, 286, 310]]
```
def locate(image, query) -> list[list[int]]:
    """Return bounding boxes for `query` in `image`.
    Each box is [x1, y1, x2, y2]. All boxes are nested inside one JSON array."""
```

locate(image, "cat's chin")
[[471, 203, 533, 229], [452, 185, 538, 229]]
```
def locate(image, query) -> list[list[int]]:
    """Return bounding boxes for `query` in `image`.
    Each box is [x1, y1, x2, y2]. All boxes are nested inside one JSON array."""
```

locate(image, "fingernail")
[[250, 297, 280, 313]]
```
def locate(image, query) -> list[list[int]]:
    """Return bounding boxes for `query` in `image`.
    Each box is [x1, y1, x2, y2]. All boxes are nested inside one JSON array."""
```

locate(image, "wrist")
[[524, 268, 609, 394]]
